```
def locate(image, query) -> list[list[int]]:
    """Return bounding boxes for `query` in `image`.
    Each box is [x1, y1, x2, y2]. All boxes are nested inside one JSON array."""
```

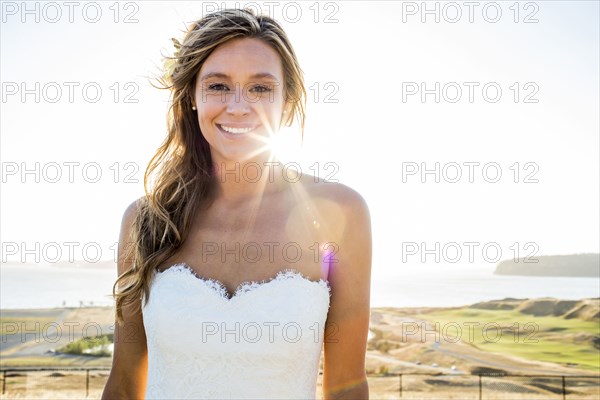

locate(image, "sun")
[[267, 126, 304, 165]]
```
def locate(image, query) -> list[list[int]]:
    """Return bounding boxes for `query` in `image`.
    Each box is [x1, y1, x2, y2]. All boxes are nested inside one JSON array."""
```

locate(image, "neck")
[[211, 155, 289, 206]]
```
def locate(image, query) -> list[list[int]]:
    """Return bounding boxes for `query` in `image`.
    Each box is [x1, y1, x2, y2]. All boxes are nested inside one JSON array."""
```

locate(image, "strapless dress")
[[141, 262, 332, 399]]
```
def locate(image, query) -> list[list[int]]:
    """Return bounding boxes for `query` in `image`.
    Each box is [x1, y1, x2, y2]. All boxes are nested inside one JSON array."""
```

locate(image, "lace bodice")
[[141, 263, 332, 399]]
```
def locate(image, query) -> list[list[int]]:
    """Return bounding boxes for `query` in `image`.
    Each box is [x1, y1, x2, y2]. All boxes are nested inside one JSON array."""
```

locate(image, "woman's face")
[[193, 37, 288, 164]]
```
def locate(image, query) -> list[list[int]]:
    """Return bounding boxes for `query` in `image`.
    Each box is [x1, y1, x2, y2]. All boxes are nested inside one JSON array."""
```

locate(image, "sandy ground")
[[0, 373, 598, 399], [1, 300, 598, 399]]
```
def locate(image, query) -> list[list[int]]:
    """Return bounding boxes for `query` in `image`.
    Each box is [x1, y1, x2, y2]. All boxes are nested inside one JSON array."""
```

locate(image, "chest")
[[157, 198, 330, 295]]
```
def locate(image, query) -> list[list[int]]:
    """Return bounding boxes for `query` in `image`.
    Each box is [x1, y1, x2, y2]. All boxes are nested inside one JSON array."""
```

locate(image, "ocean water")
[[1, 263, 116, 309], [1, 263, 598, 309], [371, 264, 600, 308]]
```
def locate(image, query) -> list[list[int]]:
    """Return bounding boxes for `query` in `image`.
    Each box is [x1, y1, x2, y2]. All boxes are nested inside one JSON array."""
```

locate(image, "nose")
[[225, 83, 251, 116]]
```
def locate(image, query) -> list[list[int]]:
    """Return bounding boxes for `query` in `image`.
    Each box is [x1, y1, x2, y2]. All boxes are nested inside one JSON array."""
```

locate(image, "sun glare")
[[268, 127, 303, 163]]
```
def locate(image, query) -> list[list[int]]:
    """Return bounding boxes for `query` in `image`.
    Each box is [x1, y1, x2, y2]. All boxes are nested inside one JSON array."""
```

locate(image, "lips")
[[217, 123, 258, 136]]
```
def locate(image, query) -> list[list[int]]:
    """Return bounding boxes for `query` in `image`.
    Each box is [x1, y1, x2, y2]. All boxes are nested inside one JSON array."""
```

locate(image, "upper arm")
[[102, 198, 148, 397], [322, 187, 372, 397]]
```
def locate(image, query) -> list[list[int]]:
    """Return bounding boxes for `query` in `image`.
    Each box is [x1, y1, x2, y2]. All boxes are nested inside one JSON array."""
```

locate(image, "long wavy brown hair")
[[113, 8, 307, 325]]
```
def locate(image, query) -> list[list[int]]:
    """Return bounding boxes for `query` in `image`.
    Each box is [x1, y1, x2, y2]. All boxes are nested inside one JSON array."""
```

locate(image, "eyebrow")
[[199, 72, 279, 82]]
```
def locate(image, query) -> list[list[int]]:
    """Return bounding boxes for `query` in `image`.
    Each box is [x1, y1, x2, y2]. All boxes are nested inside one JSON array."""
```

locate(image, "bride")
[[101, 8, 372, 399]]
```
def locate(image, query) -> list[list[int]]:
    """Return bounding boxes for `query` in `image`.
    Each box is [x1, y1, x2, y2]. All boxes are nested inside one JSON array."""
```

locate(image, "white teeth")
[[220, 125, 254, 134]]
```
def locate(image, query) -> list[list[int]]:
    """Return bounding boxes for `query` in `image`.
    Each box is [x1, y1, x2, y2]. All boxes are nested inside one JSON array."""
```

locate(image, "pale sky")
[[1, 1, 599, 281]]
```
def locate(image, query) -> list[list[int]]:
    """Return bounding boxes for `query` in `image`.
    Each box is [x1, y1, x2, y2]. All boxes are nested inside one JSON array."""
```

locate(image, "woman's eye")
[[204, 83, 273, 93], [207, 83, 228, 91], [251, 85, 272, 93]]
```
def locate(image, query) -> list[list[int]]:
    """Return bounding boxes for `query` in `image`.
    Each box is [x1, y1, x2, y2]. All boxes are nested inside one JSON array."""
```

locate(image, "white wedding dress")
[[142, 263, 332, 399]]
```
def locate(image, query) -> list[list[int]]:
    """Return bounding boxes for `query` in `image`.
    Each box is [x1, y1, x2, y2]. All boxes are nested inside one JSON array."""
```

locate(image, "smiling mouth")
[[217, 124, 258, 135]]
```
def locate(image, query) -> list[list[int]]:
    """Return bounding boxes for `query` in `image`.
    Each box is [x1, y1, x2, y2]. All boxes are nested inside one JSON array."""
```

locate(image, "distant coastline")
[[3, 259, 600, 309], [494, 253, 599, 277]]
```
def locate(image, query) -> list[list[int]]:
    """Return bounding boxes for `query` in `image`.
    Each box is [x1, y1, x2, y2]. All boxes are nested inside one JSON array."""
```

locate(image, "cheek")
[[197, 99, 222, 124], [255, 95, 285, 117]]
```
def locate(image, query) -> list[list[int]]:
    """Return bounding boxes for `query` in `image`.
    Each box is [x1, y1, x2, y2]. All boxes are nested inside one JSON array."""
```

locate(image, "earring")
[[192, 105, 197, 110]]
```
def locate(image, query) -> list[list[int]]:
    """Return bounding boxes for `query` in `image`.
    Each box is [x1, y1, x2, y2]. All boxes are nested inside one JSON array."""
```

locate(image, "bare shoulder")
[[122, 196, 146, 226], [117, 196, 146, 276], [299, 173, 371, 266], [296, 172, 372, 272], [299, 173, 371, 225], [120, 196, 148, 233]]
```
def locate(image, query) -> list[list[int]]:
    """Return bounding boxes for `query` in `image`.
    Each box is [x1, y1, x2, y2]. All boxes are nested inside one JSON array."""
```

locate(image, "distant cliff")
[[494, 253, 599, 277]]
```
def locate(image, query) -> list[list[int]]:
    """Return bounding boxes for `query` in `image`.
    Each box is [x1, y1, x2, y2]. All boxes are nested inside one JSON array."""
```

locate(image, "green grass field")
[[421, 308, 600, 371]]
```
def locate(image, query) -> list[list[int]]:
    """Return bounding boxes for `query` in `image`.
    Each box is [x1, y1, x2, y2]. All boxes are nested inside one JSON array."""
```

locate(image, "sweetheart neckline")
[[154, 262, 331, 301]]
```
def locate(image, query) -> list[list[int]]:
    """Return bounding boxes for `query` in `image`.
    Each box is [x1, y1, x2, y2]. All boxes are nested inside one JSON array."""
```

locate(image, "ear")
[[278, 107, 290, 130], [282, 104, 292, 116], [189, 90, 197, 110]]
